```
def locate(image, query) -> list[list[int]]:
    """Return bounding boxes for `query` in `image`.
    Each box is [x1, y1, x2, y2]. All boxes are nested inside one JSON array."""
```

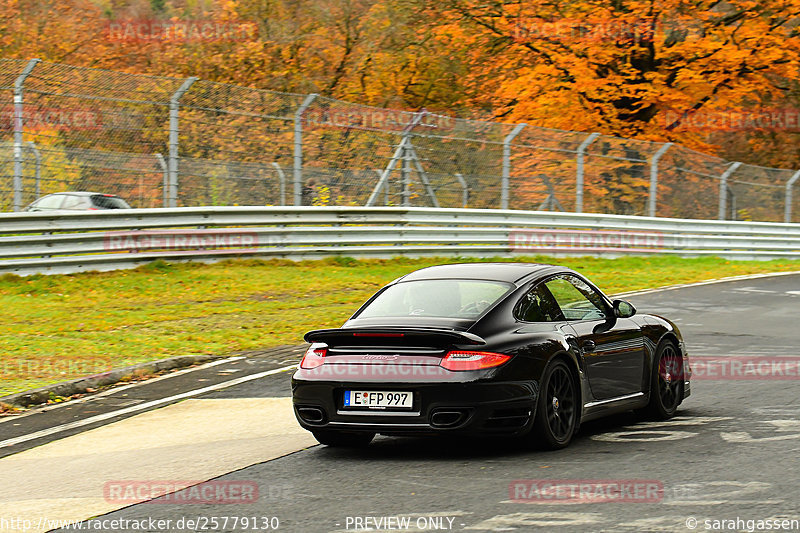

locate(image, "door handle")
[[582, 340, 596, 353]]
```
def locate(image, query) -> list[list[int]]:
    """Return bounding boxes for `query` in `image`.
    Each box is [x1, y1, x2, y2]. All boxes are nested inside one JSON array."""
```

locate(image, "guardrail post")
[[718, 162, 742, 220], [648, 142, 672, 217], [13, 59, 40, 212], [502, 124, 526, 210], [576, 132, 600, 213], [293, 93, 318, 206], [25, 141, 41, 200], [785, 170, 800, 223], [168, 77, 197, 208]]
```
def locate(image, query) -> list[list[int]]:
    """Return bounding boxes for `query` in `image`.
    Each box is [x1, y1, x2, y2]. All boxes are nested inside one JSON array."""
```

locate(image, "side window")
[[60, 195, 86, 209], [515, 284, 564, 322], [91, 195, 129, 209], [34, 194, 65, 209], [544, 275, 608, 321]]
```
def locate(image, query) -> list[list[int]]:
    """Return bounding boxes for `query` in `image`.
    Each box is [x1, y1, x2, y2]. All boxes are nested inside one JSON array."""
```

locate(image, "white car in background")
[[24, 192, 131, 211]]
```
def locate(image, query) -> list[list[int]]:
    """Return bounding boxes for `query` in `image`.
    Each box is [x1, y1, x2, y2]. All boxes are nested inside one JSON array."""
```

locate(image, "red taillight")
[[300, 345, 327, 369], [439, 351, 511, 371]]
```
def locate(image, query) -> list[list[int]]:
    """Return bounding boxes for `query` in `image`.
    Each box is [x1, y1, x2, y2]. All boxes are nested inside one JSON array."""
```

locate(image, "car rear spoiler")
[[304, 327, 486, 346]]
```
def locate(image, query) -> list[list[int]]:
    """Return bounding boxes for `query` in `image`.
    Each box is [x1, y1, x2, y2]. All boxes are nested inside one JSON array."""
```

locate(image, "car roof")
[[397, 262, 564, 286], [44, 191, 117, 197]]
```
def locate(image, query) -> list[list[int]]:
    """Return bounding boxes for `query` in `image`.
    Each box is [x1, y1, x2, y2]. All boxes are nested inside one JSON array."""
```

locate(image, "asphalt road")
[[0, 346, 306, 459], [4, 273, 800, 533]]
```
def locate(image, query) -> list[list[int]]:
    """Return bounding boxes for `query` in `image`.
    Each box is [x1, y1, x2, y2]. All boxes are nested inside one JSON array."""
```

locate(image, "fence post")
[[168, 77, 197, 208], [405, 144, 440, 207], [366, 111, 426, 207], [401, 111, 427, 207], [718, 162, 742, 220], [155, 153, 168, 207], [25, 141, 41, 200], [455, 173, 469, 208], [366, 138, 409, 206], [726, 185, 737, 221], [272, 162, 286, 206], [648, 142, 672, 217], [13, 59, 40, 212], [293, 93, 318, 206], [576, 132, 600, 213], [502, 123, 526, 210], [402, 138, 411, 206], [785, 170, 800, 223]]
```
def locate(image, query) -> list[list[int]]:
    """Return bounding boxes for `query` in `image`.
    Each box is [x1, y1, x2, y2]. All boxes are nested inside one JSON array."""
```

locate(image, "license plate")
[[343, 390, 413, 410]]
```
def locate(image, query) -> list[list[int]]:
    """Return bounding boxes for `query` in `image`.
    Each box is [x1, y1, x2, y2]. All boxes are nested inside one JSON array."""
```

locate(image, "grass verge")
[[2, 254, 799, 396]]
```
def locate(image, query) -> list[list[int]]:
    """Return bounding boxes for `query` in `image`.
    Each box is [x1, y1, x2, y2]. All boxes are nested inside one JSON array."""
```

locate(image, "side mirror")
[[613, 299, 636, 319]]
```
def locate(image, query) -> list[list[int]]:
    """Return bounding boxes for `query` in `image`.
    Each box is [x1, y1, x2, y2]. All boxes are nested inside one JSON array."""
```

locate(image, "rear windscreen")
[[355, 279, 512, 319], [91, 195, 130, 209]]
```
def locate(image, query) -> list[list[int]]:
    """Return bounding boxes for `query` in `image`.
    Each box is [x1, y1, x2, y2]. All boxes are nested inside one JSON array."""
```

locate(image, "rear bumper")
[[291, 376, 538, 436]]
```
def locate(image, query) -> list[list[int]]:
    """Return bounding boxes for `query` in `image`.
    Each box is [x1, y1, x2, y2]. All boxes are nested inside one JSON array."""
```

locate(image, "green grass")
[[2, 255, 800, 396]]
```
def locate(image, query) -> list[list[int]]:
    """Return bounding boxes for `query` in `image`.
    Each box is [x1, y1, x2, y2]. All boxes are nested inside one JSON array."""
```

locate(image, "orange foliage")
[[3, 0, 800, 167]]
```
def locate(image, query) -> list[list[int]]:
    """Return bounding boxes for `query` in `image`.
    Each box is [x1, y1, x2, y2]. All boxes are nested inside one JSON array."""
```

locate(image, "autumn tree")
[[5, 0, 800, 214], [418, 1, 800, 139]]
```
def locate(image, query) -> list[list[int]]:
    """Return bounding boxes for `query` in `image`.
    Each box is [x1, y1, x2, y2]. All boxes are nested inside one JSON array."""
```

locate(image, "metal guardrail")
[[1, 207, 799, 276]]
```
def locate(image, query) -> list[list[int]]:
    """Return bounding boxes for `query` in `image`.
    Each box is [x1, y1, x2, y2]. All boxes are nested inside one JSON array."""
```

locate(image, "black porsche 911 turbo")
[[292, 263, 691, 449]]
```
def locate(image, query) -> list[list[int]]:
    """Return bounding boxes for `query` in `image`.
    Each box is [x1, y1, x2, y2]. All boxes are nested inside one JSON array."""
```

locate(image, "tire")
[[312, 430, 375, 448], [528, 358, 579, 450], [642, 340, 683, 420]]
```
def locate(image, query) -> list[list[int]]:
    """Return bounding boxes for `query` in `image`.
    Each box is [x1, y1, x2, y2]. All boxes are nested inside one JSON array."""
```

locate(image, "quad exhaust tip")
[[430, 409, 469, 428], [297, 406, 326, 424]]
